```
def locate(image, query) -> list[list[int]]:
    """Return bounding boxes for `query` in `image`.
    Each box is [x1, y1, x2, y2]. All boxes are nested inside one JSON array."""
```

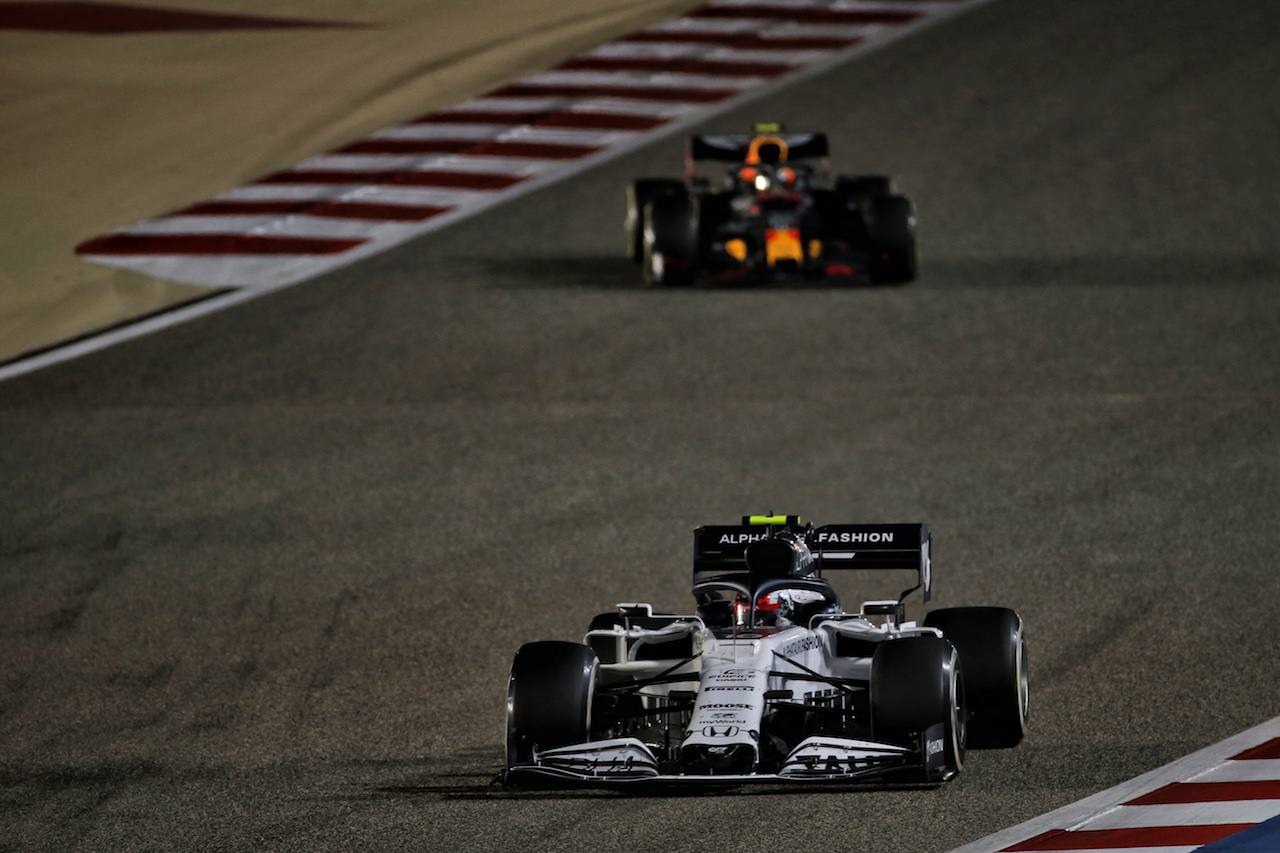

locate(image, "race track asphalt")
[[2, 0, 1278, 850]]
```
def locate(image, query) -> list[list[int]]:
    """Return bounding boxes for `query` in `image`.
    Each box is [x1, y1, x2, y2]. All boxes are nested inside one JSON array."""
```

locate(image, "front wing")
[[505, 735, 928, 788]]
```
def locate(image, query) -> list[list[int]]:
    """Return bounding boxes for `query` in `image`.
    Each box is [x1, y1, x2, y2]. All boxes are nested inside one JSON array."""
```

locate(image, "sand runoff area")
[[0, 0, 699, 364]]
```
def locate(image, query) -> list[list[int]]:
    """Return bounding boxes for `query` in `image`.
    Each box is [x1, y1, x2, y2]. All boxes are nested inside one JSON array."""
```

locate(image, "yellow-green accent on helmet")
[[746, 514, 799, 526]]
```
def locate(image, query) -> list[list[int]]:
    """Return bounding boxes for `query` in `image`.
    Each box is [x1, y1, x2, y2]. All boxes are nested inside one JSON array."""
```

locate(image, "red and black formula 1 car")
[[505, 516, 1028, 789], [624, 125, 917, 285]]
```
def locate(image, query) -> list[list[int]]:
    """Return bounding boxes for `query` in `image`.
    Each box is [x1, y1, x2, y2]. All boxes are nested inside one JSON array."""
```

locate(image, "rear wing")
[[693, 519, 931, 602], [689, 133, 830, 162], [812, 524, 931, 602]]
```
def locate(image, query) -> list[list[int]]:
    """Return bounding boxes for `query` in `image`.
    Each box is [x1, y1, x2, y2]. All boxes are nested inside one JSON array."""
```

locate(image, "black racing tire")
[[588, 612, 622, 631], [626, 178, 686, 261], [836, 175, 893, 202], [586, 612, 624, 664], [835, 176, 893, 234], [870, 635, 965, 780], [924, 607, 1028, 749], [641, 192, 697, 286], [506, 641, 599, 767], [808, 188, 856, 243], [866, 194, 917, 284]]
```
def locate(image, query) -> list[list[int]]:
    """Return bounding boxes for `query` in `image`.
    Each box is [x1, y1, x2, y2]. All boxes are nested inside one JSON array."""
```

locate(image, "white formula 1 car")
[[505, 517, 1028, 788]]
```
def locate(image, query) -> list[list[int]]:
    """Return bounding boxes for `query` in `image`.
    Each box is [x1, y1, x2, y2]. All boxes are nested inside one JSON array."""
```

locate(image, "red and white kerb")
[[949, 724, 1280, 853], [1002, 738, 1280, 852]]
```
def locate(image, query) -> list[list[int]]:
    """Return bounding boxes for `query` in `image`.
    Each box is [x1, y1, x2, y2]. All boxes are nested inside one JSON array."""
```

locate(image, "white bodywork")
[[516, 602, 944, 785]]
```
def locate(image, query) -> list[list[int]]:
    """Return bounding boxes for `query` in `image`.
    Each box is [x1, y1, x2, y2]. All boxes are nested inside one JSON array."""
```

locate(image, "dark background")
[[2, 0, 1278, 849]]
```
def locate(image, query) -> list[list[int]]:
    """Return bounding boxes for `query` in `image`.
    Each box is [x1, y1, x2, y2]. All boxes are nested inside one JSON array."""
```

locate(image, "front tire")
[[924, 607, 1028, 748], [641, 193, 696, 285], [506, 641, 599, 767], [866, 194, 917, 284], [871, 635, 965, 781], [626, 179, 686, 261]]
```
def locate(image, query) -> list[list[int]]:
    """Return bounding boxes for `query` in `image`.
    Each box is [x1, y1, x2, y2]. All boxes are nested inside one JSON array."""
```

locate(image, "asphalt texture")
[[3, 0, 1279, 850]]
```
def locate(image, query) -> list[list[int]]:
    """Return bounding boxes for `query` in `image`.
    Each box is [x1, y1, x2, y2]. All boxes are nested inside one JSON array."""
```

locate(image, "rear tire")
[[697, 192, 732, 254], [836, 175, 893, 210], [836, 175, 892, 237], [871, 635, 965, 781], [506, 641, 599, 767], [809, 188, 859, 244], [924, 607, 1028, 748], [586, 612, 624, 664]]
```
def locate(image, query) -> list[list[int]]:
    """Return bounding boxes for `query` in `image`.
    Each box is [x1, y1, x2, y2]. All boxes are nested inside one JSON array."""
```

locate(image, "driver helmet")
[[754, 590, 794, 626]]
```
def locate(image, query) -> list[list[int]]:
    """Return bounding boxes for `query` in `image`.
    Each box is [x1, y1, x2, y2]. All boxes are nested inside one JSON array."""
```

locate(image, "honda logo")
[[702, 725, 740, 738]]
